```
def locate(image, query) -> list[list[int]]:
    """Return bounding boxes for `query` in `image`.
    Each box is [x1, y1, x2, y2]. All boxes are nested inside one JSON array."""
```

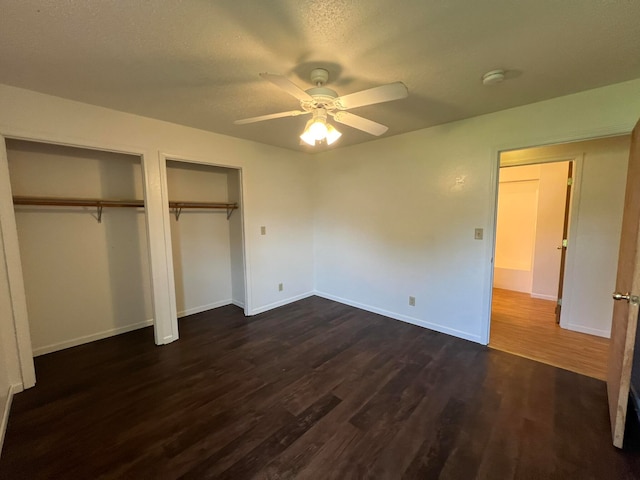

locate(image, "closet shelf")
[[12, 196, 238, 222]]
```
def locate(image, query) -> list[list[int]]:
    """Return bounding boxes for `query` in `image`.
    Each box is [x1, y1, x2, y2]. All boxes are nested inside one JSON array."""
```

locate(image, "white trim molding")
[[32, 319, 154, 357], [248, 291, 315, 316], [177, 300, 233, 318], [315, 291, 482, 344]]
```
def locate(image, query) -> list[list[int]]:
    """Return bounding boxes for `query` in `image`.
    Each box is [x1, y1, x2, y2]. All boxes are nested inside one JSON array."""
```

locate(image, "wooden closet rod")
[[12, 196, 238, 222]]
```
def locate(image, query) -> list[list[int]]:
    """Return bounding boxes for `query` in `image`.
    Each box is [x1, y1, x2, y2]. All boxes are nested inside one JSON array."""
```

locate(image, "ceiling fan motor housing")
[[303, 86, 338, 110]]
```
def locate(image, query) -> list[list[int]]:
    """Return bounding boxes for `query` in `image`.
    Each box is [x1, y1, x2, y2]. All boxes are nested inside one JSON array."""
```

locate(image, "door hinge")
[[557, 298, 562, 306], [562, 239, 568, 248], [567, 177, 573, 186]]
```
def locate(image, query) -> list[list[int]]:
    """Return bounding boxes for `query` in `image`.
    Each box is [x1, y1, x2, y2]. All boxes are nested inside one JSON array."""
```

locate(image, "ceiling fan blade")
[[260, 73, 314, 102], [332, 111, 388, 136], [335, 82, 408, 110], [234, 110, 309, 125]]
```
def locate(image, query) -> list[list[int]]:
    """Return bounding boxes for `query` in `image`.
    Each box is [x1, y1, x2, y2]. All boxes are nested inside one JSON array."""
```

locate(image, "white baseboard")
[[531, 293, 557, 301], [565, 323, 610, 338], [248, 291, 315, 316], [231, 299, 245, 309], [177, 299, 233, 318], [314, 291, 482, 344], [1, 383, 22, 455], [32, 319, 155, 356]]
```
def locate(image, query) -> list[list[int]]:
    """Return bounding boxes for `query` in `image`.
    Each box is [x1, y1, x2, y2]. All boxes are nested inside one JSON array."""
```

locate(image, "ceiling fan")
[[234, 68, 408, 146]]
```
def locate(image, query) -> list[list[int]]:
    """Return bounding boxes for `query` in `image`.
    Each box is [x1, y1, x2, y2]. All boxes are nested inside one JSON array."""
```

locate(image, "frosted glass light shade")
[[300, 117, 342, 146]]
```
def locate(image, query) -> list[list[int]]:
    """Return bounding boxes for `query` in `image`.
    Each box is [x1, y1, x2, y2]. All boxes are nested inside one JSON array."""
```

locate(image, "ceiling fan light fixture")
[[308, 118, 329, 140], [300, 119, 317, 146], [300, 108, 342, 146], [325, 123, 342, 145]]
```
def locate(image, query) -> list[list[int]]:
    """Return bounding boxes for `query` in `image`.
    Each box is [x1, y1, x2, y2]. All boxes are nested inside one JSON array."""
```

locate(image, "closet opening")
[[165, 159, 246, 327], [488, 135, 631, 379], [6, 139, 154, 357]]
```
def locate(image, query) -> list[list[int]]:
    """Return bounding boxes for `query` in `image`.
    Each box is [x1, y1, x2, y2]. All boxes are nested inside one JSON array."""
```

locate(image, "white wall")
[[166, 161, 233, 317], [314, 78, 640, 343], [502, 136, 631, 337], [494, 165, 541, 293], [7, 140, 153, 355]]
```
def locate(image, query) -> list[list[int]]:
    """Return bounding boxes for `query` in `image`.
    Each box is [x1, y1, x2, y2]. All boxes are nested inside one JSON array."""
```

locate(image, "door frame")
[[159, 152, 251, 322], [482, 125, 635, 345], [492, 153, 583, 330]]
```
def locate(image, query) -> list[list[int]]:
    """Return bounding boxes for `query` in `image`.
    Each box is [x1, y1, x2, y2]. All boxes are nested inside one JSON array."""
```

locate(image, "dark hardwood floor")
[[1, 296, 639, 479]]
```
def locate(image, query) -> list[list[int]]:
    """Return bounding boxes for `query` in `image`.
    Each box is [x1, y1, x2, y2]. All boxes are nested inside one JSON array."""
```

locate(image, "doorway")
[[489, 135, 631, 379]]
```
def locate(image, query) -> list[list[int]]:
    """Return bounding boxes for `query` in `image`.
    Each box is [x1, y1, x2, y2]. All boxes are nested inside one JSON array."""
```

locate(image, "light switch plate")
[[474, 228, 483, 240]]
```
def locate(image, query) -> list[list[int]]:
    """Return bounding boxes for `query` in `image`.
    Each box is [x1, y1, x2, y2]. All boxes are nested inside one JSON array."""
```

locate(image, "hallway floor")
[[489, 288, 610, 380]]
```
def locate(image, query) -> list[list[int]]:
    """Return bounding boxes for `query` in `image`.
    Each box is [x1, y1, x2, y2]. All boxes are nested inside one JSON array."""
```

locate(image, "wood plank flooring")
[[1, 296, 639, 479], [490, 288, 610, 380]]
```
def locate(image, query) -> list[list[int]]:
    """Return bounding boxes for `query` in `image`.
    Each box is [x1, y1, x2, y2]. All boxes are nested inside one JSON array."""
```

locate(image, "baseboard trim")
[[314, 291, 482, 344], [32, 319, 155, 356], [565, 323, 610, 338], [531, 293, 557, 301], [248, 291, 315, 316], [177, 300, 233, 318], [231, 299, 245, 309], [1, 383, 22, 455]]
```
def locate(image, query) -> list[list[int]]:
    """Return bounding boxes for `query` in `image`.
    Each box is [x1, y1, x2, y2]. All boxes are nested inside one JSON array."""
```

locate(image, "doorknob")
[[613, 292, 640, 305]]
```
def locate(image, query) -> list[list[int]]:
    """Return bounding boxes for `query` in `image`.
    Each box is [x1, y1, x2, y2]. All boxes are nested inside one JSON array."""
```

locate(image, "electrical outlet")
[[278, 283, 283, 291], [261, 226, 266, 235], [409, 296, 416, 306], [474, 228, 483, 240]]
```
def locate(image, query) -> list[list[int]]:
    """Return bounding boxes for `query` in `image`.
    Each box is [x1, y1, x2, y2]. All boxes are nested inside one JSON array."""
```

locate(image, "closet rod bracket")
[[97, 203, 103, 223], [226, 204, 236, 220]]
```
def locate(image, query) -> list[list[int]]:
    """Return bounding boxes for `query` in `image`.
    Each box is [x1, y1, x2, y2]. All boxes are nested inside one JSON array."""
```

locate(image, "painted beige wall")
[[166, 161, 233, 316], [7, 140, 153, 355]]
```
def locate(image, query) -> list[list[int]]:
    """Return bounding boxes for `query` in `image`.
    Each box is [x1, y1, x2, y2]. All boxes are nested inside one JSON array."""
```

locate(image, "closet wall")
[[166, 161, 244, 316], [7, 140, 153, 355]]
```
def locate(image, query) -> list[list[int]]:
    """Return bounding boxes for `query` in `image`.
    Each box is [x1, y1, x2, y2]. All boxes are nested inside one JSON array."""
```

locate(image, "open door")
[[607, 119, 640, 448], [555, 161, 573, 323]]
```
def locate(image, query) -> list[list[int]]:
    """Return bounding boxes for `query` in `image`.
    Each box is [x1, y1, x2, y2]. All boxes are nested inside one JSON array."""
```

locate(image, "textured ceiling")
[[1, 1, 640, 153]]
